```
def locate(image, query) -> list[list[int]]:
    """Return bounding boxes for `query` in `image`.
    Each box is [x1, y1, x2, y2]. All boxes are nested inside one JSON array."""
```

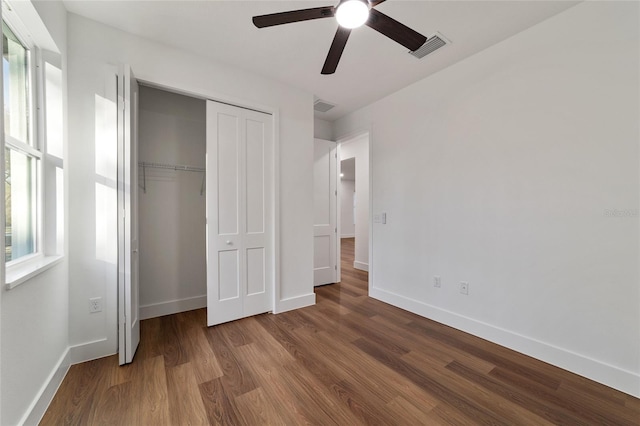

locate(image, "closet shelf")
[[138, 161, 206, 195]]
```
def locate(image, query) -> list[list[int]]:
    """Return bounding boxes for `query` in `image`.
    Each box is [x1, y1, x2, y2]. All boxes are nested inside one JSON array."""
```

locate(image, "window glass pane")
[[46, 62, 63, 158], [3, 21, 30, 144], [5, 148, 35, 261]]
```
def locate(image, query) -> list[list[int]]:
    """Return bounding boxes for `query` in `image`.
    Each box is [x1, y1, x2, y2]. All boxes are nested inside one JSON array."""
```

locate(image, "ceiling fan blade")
[[368, 0, 387, 7], [321, 27, 351, 75], [253, 6, 334, 28], [365, 8, 426, 51]]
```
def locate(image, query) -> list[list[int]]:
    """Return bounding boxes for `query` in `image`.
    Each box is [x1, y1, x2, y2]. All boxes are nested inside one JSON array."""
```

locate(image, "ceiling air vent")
[[314, 99, 336, 113], [409, 32, 450, 59]]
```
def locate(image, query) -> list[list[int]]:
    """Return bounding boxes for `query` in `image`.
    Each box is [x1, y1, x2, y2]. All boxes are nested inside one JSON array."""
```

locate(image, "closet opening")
[[137, 85, 207, 320]]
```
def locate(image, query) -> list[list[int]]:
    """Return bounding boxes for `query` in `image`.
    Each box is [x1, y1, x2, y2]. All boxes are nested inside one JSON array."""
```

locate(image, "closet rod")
[[138, 161, 205, 173], [138, 161, 206, 195]]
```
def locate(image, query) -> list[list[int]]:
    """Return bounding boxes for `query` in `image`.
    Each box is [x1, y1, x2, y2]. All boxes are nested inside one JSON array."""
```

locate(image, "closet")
[[135, 85, 275, 325], [137, 86, 207, 319]]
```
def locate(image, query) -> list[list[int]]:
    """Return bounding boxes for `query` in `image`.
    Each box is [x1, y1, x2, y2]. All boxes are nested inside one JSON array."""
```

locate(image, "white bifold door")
[[117, 64, 140, 365], [313, 139, 337, 286], [206, 101, 274, 326]]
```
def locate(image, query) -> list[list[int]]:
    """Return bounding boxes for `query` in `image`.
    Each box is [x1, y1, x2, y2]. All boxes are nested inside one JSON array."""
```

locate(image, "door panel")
[[245, 119, 265, 234], [313, 139, 337, 286], [118, 64, 140, 365], [207, 101, 273, 326], [246, 247, 265, 296], [217, 113, 240, 235], [218, 249, 240, 300]]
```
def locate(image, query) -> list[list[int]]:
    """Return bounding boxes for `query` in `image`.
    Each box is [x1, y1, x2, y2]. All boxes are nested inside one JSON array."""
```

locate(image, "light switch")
[[381, 213, 387, 224]]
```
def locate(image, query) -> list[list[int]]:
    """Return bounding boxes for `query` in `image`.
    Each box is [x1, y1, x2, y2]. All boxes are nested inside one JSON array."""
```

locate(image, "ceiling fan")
[[252, 0, 427, 75]]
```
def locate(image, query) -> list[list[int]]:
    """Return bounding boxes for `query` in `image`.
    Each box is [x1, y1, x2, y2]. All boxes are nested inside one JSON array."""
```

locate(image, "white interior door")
[[313, 138, 337, 286], [118, 64, 140, 365], [206, 100, 273, 326]]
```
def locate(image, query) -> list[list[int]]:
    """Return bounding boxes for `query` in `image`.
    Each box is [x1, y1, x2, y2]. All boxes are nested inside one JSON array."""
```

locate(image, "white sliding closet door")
[[206, 101, 273, 326]]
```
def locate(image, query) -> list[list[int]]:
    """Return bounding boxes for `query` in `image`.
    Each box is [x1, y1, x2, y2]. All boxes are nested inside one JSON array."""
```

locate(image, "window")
[[3, 19, 39, 264], [2, 2, 64, 289]]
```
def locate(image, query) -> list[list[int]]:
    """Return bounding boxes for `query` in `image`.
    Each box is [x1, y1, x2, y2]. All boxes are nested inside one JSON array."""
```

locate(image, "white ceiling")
[[62, 0, 579, 121]]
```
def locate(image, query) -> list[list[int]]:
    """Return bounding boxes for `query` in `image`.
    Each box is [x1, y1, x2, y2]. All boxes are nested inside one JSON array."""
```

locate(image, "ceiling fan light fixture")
[[335, 0, 369, 29]]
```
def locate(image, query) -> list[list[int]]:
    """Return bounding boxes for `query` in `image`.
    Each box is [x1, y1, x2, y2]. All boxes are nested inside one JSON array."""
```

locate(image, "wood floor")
[[42, 238, 640, 425]]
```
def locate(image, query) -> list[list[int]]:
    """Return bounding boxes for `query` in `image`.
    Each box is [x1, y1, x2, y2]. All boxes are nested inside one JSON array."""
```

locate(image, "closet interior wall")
[[138, 85, 207, 318]]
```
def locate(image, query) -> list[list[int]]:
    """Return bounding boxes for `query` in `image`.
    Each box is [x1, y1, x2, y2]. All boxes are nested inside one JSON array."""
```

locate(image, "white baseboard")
[[353, 261, 369, 272], [341, 234, 355, 238], [21, 348, 71, 426], [370, 286, 640, 398], [140, 295, 207, 320], [274, 293, 316, 314], [68, 338, 116, 365]]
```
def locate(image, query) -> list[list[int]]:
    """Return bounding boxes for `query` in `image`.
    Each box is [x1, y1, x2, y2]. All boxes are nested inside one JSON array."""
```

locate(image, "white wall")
[[138, 86, 206, 318], [67, 13, 315, 359], [340, 179, 355, 238], [340, 135, 369, 271], [314, 117, 333, 140], [1, 1, 69, 425], [334, 1, 639, 397]]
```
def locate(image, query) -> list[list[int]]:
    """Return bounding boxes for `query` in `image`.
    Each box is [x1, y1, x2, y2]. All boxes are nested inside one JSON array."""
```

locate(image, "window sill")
[[5, 255, 64, 290]]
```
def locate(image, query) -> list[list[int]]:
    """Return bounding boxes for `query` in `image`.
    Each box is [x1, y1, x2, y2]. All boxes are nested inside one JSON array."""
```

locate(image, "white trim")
[[3, 0, 58, 53], [353, 261, 369, 272], [5, 136, 41, 159], [134, 77, 281, 322], [370, 286, 640, 398], [68, 338, 115, 366], [272, 109, 281, 316], [274, 293, 316, 314], [336, 143, 342, 284], [19, 347, 71, 426], [140, 295, 207, 320], [341, 234, 355, 239], [335, 127, 373, 293], [0, 2, 4, 422], [5, 254, 63, 289], [137, 79, 275, 117]]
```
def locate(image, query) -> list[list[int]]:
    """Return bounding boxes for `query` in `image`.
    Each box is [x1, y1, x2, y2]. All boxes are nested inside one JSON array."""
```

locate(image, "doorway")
[[118, 69, 277, 362], [137, 85, 207, 321], [339, 133, 369, 273]]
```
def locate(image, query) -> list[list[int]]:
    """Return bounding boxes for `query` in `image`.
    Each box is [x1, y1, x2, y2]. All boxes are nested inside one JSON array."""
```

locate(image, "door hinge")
[[335, 227, 337, 233], [334, 153, 337, 158], [335, 265, 337, 270], [334, 190, 337, 196]]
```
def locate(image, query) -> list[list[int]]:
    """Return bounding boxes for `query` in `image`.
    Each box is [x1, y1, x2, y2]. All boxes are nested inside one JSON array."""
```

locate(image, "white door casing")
[[313, 139, 337, 286], [206, 100, 273, 326], [118, 64, 140, 365]]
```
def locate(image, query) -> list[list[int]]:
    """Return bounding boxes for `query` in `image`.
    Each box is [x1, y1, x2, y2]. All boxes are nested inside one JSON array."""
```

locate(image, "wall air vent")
[[409, 32, 450, 59], [314, 99, 336, 113]]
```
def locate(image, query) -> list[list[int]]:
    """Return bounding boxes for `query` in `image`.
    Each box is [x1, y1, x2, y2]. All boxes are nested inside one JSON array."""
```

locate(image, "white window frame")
[[3, 3, 62, 289]]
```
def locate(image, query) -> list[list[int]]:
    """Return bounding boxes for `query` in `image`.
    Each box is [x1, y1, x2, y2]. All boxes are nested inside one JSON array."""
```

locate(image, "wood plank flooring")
[[42, 238, 640, 425]]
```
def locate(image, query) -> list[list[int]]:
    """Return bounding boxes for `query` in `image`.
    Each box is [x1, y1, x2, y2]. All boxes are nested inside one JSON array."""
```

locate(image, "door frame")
[[122, 77, 281, 315], [335, 129, 372, 290]]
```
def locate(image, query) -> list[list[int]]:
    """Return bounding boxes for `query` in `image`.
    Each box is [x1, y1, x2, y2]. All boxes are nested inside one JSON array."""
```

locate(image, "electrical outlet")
[[433, 276, 441, 288], [89, 297, 102, 313], [460, 282, 469, 295]]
